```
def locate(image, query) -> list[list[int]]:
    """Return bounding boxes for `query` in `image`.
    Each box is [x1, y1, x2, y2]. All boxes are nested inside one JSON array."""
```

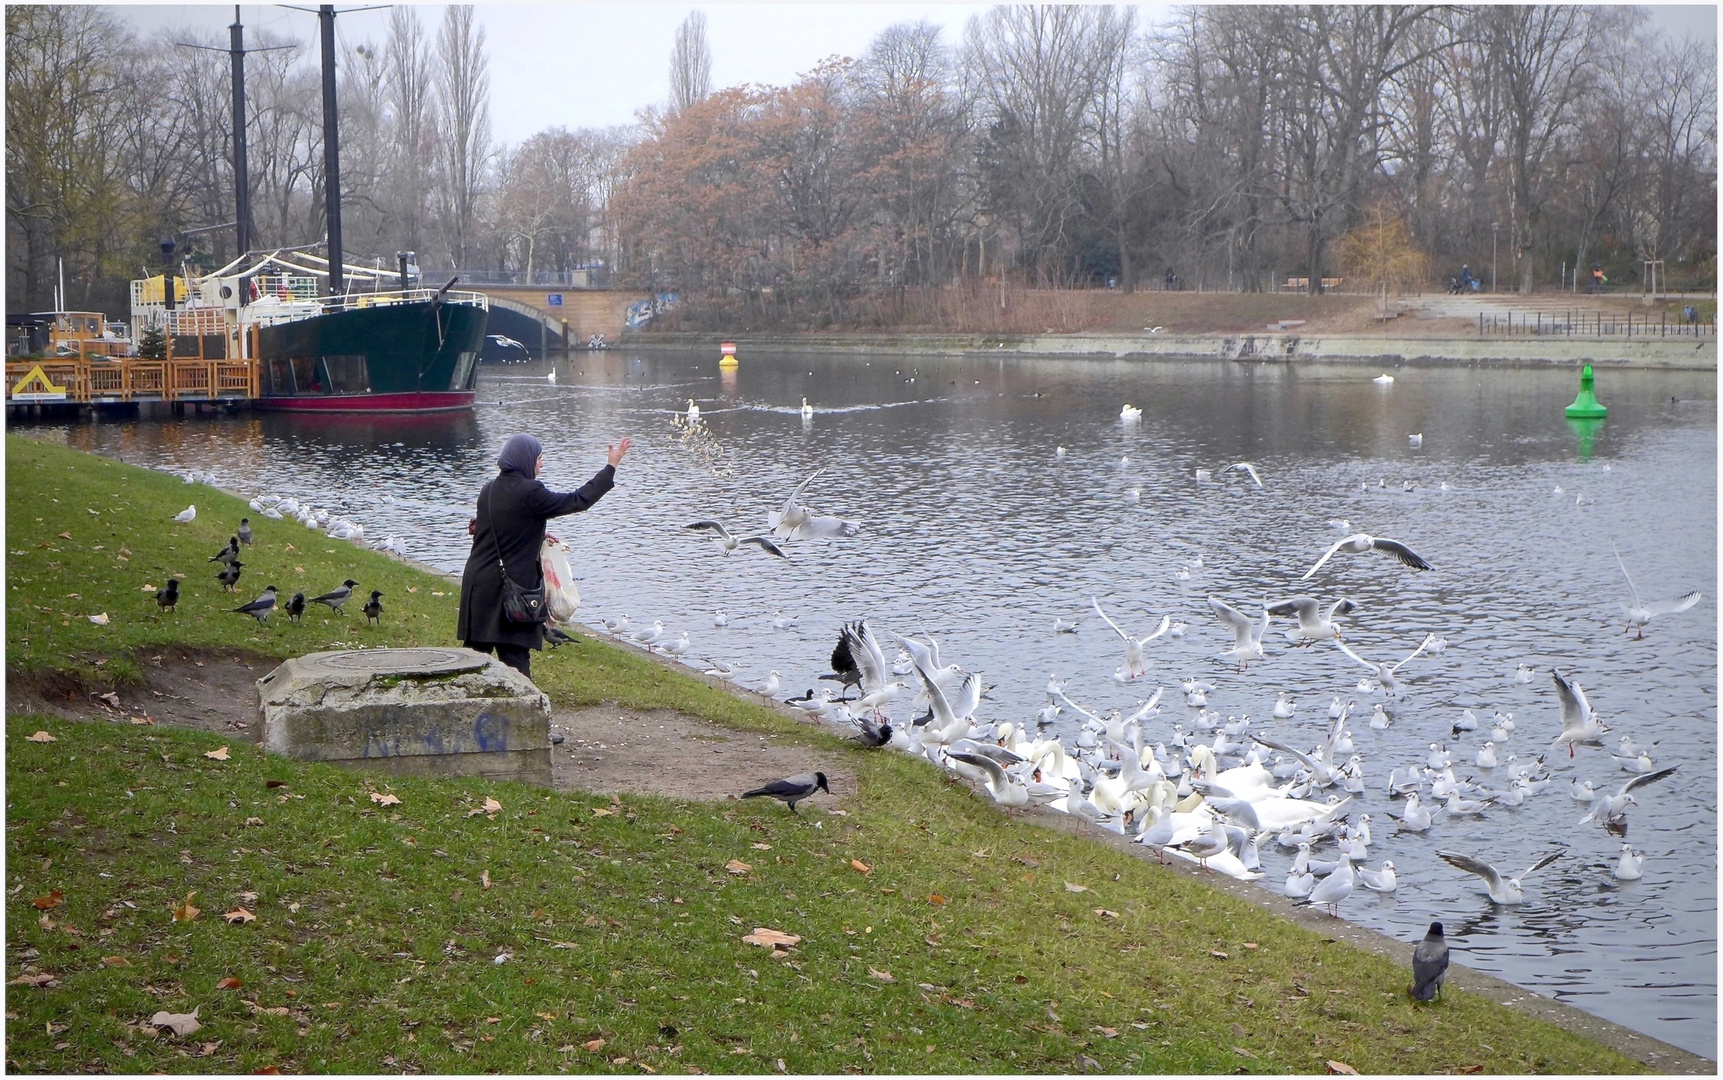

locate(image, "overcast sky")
[[113, 2, 1719, 149]]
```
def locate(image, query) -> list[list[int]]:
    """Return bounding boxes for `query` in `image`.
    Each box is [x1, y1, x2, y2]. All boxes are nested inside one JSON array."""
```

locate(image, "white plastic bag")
[[540, 535, 580, 624]]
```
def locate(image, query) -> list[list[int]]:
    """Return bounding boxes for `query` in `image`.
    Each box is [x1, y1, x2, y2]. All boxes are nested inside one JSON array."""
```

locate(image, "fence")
[[1476, 308, 1716, 338], [5, 357, 257, 405]]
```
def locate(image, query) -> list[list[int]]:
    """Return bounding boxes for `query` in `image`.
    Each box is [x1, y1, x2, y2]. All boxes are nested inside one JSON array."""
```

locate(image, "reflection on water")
[[23, 352, 1718, 1059]]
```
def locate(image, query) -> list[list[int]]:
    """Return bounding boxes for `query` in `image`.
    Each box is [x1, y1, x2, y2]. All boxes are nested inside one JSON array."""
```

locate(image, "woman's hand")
[[607, 437, 632, 467]]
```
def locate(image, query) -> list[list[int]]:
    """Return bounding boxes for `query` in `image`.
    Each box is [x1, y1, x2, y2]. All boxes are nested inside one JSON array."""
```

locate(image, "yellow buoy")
[[719, 341, 739, 368]]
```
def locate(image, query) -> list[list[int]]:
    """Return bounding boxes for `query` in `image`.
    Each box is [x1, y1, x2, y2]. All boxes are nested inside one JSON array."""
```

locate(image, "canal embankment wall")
[[625, 331, 1718, 370]]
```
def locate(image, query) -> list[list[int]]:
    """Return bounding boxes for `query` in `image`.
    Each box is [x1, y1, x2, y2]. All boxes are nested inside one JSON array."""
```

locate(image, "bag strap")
[[483, 480, 509, 575]]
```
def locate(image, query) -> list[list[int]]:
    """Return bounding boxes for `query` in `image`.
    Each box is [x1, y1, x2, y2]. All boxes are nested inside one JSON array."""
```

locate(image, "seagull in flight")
[[1578, 765, 1679, 828], [685, 520, 787, 558], [765, 469, 861, 541], [1090, 596, 1170, 679], [1207, 597, 1270, 673], [1437, 848, 1565, 905], [1551, 668, 1608, 758], [1267, 596, 1358, 645], [1225, 462, 1263, 488], [1613, 543, 1701, 639], [1334, 634, 1433, 698], [1301, 532, 1433, 580]]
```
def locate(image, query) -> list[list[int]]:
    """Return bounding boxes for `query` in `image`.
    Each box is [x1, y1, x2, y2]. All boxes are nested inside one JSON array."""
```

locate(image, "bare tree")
[[434, 5, 492, 267], [669, 11, 712, 114], [384, 6, 435, 258]]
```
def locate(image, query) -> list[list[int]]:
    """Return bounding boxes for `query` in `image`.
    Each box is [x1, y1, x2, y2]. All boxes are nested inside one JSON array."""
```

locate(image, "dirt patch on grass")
[[6, 651, 843, 806]]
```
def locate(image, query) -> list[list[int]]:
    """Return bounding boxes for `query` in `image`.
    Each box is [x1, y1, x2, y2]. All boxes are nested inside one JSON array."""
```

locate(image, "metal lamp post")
[[160, 236, 177, 311], [1491, 222, 1499, 293]]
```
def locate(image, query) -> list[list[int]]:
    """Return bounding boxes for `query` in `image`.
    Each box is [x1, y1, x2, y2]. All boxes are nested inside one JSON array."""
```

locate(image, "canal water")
[[29, 350, 1718, 1058]]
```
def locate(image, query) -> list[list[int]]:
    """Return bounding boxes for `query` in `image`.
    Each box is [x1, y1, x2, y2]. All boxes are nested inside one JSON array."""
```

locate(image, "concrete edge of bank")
[[621, 331, 1718, 370]]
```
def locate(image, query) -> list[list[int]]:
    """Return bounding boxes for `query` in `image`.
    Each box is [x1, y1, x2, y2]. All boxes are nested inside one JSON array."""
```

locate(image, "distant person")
[[458, 432, 631, 678], [1459, 265, 1476, 292], [1590, 263, 1606, 293], [1165, 268, 1177, 291]]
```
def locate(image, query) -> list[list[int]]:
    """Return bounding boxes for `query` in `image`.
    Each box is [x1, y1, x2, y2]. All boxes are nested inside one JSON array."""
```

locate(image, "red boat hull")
[[255, 390, 475, 413]]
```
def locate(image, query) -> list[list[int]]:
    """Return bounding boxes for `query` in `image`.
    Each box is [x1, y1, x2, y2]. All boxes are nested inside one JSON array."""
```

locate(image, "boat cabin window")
[[266, 357, 295, 394], [290, 355, 324, 393], [322, 354, 369, 394], [450, 349, 478, 391]]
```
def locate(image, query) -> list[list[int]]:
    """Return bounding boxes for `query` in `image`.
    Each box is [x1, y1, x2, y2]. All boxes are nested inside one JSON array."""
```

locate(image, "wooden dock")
[[5, 357, 257, 407]]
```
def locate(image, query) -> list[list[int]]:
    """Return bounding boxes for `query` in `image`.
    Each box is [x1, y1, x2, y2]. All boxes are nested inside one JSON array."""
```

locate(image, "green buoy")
[[1565, 364, 1608, 418]]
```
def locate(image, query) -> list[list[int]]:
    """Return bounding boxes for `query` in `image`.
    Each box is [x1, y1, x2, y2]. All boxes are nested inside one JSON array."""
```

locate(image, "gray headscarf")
[[496, 433, 542, 477]]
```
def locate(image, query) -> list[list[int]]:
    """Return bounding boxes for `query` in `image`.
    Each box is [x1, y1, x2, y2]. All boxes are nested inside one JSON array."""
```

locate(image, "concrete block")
[[257, 647, 551, 786]]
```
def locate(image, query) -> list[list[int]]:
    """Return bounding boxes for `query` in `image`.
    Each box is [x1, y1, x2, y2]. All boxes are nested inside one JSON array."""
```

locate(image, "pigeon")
[[310, 579, 359, 614], [363, 590, 384, 624], [1302, 533, 1433, 579], [231, 585, 279, 625], [155, 578, 180, 614], [172, 505, 196, 524], [237, 518, 253, 546], [1409, 922, 1449, 1001], [284, 591, 306, 623], [216, 560, 244, 592], [741, 772, 830, 816], [209, 536, 240, 564], [544, 625, 577, 648]]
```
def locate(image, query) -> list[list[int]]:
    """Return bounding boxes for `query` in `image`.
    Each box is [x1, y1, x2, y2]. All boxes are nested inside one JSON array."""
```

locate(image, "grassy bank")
[[4, 436, 1642, 1074]]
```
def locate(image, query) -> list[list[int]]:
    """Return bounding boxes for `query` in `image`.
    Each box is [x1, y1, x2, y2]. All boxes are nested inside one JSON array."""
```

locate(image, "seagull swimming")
[[1302, 532, 1432, 579], [1579, 766, 1679, 827], [1613, 543, 1702, 639], [1120, 403, 1142, 421], [1612, 844, 1645, 881], [1437, 848, 1565, 905]]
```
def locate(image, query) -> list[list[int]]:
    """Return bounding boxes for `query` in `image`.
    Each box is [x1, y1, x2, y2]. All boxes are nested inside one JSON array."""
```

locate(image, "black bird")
[[741, 772, 830, 816], [820, 622, 863, 699], [231, 585, 279, 625], [155, 578, 180, 614], [284, 591, 306, 623], [363, 589, 384, 624], [216, 560, 244, 592], [851, 716, 893, 748], [1410, 921, 1450, 1001], [237, 518, 253, 546], [209, 536, 240, 564], [544, 625, 577, 648], [310, 579, 359, 614]]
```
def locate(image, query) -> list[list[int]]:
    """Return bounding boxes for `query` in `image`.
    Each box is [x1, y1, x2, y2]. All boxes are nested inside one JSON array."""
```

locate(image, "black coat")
[[457, 465, 615, 650]]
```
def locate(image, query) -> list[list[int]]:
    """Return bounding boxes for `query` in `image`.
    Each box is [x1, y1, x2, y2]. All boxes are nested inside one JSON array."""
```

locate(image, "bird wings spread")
[[1332, 637, 1377, 672], [1519, 849, 1565, 880], [846, 622, 890, 695], [1226, 462, 1263, 487], [1301, 536, 1355, 580], [1207, 597, 1258, 646], [1645, 590, 1702, 617], [1091, 596, 1130, 642], [685, 520, 734, 541], [1620, 764, 1680, 796], [1552, 669, 1592, 732], [1436, 850, 1504, 891], [739, 535, 788, 557], [1612, 542, 1642, 608]]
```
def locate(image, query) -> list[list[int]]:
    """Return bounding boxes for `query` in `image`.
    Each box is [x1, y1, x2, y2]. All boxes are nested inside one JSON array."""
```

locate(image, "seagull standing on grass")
[[173, 505, 197, 523]]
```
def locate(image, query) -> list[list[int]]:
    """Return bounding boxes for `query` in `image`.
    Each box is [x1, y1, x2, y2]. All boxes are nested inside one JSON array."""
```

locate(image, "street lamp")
[[160, 236, 177, 311], [1491, 222, 1499, 294]]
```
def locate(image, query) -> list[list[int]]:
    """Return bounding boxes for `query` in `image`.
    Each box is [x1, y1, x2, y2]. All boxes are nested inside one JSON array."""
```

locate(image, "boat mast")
[[230, 6, 252, 256], [319, 4, 343, 296]]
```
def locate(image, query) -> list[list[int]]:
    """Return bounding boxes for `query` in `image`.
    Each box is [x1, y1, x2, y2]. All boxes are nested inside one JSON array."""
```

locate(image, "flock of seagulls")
[[576, 398, 1706, 1009]]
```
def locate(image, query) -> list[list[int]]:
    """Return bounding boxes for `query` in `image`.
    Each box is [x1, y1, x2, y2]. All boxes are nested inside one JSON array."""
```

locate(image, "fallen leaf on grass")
[[253, 1067, 283, 1075], [1326, 1061, 1358, 1075], [172, 892, 200, 922], [32, 890, 64, 911], [1211, 950, 1229, 960], [467, 797, 503, 818], [1099, 1027, 1118, 1038], [481, 870, 492, 890], [1232, 1046, 1256, 1059], [750, 842, 772, 850], [103, 956, 132, 967], [868, 968, 895, 983], [150, 1008, 201, 1037], [224, 908, 256, 924], [57, 532, 72, 540], [849, 859, 871, 874], [244, 817, 264, 827], [1094, 909, 1120, 919], [204, 746, 230, 761], [88, 612, 109, 625], [1064, 882, 1089, 893], [11, 973, 57, 987], [369, 792, 401, 806], [217, 977, 243, 989], [725, 860, 752, 875], [583, 1038, 607, 1052], [741, 928, 801, 949], [927, 894, 947, 906], [26, 731, 56, 743]]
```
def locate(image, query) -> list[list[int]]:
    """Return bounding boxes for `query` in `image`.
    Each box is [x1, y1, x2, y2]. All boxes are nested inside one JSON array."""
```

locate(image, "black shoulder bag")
[[484, 480, 546, 624]]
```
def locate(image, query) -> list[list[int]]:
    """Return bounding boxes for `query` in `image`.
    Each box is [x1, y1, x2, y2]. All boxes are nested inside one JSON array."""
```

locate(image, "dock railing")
[[5, 356, 257, 405]]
